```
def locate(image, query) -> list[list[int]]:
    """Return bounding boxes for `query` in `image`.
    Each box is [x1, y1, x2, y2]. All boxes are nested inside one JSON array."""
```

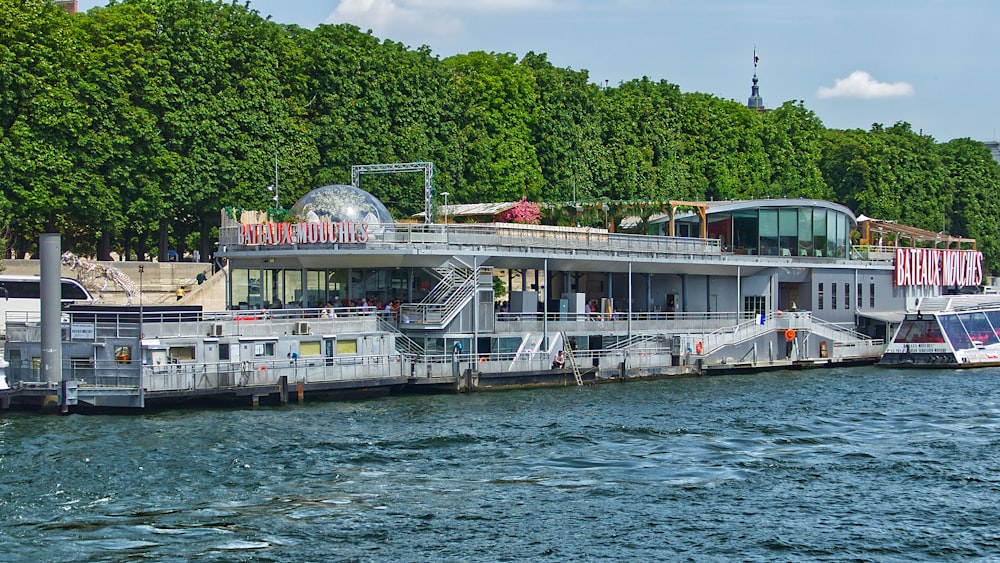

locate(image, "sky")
[[78, 0, 1000, 143]]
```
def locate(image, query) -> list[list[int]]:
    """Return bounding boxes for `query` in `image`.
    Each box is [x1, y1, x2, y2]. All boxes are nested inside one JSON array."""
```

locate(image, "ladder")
[[561, 332, 584, 386]]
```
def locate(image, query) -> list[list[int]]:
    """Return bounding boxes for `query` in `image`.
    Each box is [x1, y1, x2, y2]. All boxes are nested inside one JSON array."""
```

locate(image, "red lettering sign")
[[894, 248, 983, 287]]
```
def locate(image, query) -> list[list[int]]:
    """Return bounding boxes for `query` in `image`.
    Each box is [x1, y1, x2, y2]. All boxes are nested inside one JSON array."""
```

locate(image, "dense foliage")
[[2, 0, 999, 272]]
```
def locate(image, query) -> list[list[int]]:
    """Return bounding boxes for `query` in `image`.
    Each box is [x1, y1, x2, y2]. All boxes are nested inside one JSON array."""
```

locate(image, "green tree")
[[0, 0, 90, 256], [443, 51, 545, 204], [938, 138, 1000, 274], [300, 24, 454, 217], [761, 101, 830, 199]]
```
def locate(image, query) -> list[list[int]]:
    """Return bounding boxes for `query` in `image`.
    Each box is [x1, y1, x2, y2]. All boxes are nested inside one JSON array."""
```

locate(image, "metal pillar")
[[627, 262, 632, 340], [40, 234, 62, 385], [543, 259, 548, 351]]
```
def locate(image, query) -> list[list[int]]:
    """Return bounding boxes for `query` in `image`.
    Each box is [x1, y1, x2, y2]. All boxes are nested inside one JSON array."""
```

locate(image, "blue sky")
[[78, 0, 1000, 143]]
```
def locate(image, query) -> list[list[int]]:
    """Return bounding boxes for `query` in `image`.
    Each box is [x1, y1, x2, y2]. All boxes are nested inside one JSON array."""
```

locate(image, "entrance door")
[[779, 282, 802, 311]]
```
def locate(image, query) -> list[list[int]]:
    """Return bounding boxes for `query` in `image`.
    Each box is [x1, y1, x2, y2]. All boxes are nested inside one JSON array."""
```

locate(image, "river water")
[[2, 366, 999, 561]]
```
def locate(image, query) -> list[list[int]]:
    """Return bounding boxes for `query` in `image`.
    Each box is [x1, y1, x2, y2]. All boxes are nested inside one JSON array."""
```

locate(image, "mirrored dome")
[[291, 184, 394, 226]]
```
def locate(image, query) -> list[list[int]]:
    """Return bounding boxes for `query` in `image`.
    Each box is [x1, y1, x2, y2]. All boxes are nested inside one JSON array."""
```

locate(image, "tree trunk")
[[159, 221, 169, 262], [98, 230, 113, 261]]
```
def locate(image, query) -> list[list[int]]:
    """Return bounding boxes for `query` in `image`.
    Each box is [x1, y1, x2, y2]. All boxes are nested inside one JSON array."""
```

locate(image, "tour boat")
[[879, 295, 1000, 367]]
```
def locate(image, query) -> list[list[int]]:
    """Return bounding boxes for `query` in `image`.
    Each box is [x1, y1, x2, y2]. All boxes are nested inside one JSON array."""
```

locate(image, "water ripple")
[[3, 367, 1000, 560]]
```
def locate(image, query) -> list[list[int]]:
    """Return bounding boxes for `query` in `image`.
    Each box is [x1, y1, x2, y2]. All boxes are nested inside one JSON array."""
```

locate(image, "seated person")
[[552, 350, 566, 369]]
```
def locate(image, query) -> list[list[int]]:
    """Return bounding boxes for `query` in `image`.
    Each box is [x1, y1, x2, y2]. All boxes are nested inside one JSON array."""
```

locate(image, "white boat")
[[879, 295, 1000, 367]]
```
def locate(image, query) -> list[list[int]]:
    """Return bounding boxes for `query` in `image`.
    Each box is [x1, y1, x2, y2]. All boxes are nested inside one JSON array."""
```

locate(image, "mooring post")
[[278, 375, 288, 405], [297, 381, 304, 405]]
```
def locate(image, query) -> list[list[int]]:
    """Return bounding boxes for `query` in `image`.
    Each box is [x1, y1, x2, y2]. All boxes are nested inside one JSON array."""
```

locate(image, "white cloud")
[[326, 0, 558, 36], [817, 71, 914, 99]]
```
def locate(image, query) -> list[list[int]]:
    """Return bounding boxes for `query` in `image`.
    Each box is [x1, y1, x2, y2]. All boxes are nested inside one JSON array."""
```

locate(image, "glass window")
[[220, 343, 231, 361], [62, 281, 91, 300], [844, 283, 850, 310], [797, 209, 813, 256], [114, 345, 132, 365], [493, 336, 524, 355], [813, 210, 827, 257], [826, 213, 838, 258], [869, 283, 876, 307], [831, 283, 837, 309], [350, 269, 365, 301], [327, 270, 347, 304], [389, 269, 408, 302], [253, 342, 275, 357], [261, 269, 291, 308], [778, 209, 798, 256], [857, 283, 863, 308], [707, 215, 733, 250], [337, 340, 358, 354], [818, 283, 824, 310], [957, 312, 999, 346], [732, 211, 758, 254], [744, 296, 767, 316], [759, 210, 778, 256], [284, 269, 303, 308], [231, 268, 262, 309], [985, 311, 1000, 340], [305, 270, 325, 309], [413, 269, 436, 301], [838, 214, 849, 258], [940, 314, 974, 350], [169, 346, 195, 361], [895, 319, 946, 343], [300, 341, 322, 356]]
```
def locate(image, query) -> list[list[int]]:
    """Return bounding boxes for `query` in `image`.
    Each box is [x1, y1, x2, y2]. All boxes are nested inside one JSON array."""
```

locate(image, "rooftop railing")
[[220, 221, 900, 265], [220, 222, 724, 258]]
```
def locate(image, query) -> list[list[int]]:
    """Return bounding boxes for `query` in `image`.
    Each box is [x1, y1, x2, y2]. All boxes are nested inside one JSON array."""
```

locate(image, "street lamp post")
[[440, 192, 450, 224]]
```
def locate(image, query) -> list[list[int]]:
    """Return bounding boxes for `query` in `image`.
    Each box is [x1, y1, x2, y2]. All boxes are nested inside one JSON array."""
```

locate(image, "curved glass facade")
[[701, 204, 853, 258]]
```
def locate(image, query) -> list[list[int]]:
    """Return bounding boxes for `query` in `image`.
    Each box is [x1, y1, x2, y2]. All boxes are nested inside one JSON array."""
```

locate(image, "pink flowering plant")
[[497, 197, 541, 224]]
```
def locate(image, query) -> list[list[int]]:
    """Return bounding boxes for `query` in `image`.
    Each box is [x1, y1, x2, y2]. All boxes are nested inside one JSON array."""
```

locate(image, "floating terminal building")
[[0, 176, 986, 411]]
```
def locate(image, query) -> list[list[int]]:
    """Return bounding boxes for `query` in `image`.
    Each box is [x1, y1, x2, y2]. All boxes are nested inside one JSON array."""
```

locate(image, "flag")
[[754, 50, 759, 66]]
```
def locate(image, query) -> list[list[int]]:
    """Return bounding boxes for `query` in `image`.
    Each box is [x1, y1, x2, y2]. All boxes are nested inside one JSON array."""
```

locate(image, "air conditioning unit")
[[293, 321, 311, 335], [209, 323, 224, 337]]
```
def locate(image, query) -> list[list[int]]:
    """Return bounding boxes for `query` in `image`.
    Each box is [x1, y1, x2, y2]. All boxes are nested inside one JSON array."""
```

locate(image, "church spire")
[[747, 47, 765, 111]]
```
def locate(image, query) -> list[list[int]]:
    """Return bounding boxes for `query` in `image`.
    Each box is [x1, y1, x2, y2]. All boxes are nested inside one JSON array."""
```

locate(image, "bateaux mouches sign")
[[895, 248, 983, 287], [238, 220, 370, 246]]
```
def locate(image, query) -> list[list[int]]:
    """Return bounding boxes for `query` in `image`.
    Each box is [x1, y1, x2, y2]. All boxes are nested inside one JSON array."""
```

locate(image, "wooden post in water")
[[297, 381, 305, 405], [279, 376, 288, 405]]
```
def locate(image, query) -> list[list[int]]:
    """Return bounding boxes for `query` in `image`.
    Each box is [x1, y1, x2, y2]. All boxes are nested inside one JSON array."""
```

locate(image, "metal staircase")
[[399, 261, 491, 330], [376, 316, 425, 355]]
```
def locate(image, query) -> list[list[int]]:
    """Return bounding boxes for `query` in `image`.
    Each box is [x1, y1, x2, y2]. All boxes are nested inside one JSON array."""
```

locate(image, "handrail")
[[220, 222, 724, 258], [810, 316, 875, 341]]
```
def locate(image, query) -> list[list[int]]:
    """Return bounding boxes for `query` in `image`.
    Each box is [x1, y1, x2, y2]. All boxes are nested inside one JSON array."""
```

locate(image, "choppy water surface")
[[3, 367, 1000, 561]]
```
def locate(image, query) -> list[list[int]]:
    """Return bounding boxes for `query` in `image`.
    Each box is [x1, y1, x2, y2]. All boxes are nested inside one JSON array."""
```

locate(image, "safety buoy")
[[784, 328, 796, 342], [695, 341, 703, 354], [258, 365, 267, 371]]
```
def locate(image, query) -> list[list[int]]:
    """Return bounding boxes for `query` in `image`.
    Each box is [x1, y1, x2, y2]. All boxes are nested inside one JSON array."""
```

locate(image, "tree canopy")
[[1, 0, 998, 273]]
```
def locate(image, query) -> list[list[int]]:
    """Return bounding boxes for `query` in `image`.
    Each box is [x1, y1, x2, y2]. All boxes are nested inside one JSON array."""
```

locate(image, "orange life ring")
[[784, 328, 796, 342], [695, 341, 703, 354]]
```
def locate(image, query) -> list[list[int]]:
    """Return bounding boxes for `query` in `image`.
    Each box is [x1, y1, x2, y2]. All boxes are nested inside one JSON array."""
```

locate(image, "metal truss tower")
[[351, 162, 435, 224]]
